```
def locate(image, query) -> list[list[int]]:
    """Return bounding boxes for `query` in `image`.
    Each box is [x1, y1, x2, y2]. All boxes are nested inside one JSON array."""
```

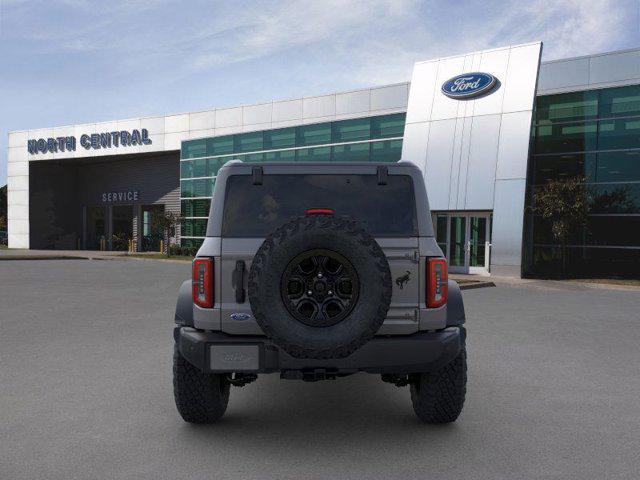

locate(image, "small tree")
[[151, 210, 183, 256], [533, 176, 589, 277]]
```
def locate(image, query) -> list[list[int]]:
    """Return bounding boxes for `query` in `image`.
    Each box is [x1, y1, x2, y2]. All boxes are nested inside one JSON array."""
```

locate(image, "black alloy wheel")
[[281, 249, 359, 327]]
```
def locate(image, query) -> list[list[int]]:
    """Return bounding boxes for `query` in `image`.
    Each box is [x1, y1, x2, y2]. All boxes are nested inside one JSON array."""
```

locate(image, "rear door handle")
[[232, 260, 246, 303]]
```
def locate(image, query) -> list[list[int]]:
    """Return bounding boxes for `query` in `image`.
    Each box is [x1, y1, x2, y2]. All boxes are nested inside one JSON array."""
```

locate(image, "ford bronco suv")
[[173, 161, 467, 424]]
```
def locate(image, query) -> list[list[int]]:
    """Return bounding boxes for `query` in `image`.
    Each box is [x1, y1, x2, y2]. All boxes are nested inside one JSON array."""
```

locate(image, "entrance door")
[[112, 205, 134, 251], [468, 216, 490, 274], [449, 216, 467, 270], [86, 206, 106, 250], [432, 212, 492, 275], [141, 205, 164, 252]]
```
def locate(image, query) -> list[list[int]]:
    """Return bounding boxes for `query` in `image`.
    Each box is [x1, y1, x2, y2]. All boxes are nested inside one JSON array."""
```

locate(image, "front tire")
[[173, 345, 230, 424], [410, 340, 467, 424]]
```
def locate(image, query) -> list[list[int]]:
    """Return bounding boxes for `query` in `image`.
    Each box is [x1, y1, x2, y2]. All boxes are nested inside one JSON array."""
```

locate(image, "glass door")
[[432, 212, 492, 275], [141, 205, 164, 252], [112, 205, 134, 251], [86, 206, 106, 250], [468, 216, 490, 274], [449, 216, 467, 269]]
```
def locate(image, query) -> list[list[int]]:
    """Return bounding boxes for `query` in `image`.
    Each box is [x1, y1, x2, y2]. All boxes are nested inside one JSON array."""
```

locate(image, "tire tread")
[[410, 342, 467, 423], [173, 345, 230, 424]]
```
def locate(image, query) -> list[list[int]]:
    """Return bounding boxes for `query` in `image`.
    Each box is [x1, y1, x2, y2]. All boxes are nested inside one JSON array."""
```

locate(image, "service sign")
[[441, 72, 497, 99], [102, 190, 139, 203]]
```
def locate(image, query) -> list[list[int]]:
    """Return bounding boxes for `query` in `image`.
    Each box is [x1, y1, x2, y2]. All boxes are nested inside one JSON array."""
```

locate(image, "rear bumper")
[[174, 326, 464, 375]]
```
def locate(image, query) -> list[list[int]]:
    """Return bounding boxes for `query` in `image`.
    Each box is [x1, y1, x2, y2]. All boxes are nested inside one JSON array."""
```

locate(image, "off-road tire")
[[173, 345, 230, 424], [248, 214, 392, 359], [410, 337, 467, 423]]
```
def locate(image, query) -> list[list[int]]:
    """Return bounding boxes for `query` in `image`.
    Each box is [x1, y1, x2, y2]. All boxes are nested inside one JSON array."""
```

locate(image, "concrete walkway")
[[0, 249, 125, 260]]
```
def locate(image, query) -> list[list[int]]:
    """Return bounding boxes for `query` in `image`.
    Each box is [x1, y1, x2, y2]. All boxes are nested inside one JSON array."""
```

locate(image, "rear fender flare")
[[175, 279, 194, 327], [446, 280, 465, 326]]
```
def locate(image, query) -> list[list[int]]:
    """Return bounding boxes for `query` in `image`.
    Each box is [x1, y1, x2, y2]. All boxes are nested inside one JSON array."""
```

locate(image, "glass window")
[[296, 147, 331, 162], [296, 123, 331, 146], [264, 149, 296, 162], [332, 118, 370, 142], [331, 143, 370, 162], [181, 199, 211, 218], [586, 216, 640, 247], [180, 180, 193, 198], [535, 91, 598, 124], [370, 139, 403, 162], [527, 245, 640, 279], [371, 113, 406, 139], [243, 152, 265, 162], [181, 179, 215, 198], [209, 157, 232, 175], [434, 214, 447, 253], [234, 131, 263, 153], [181, 139, 207, 159], [534, 121, 598, 154], [206, 136, 234, 156], [222, 174, 417, 236], [599, 84, 640, 118], [181, 238, 204, 248], [180, 161, 193, 179], [597, 118, 640, 150], [181, 219, 208, 237], [264, 128, 296, 149], [531, 153, 597, 184], [590, 183, 640, 214], [596, 151, 640, 182], [189, 159, 208, 178]]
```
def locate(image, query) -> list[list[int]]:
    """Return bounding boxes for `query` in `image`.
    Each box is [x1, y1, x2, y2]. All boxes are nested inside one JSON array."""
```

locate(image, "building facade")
[[7, 44, 640, 278]]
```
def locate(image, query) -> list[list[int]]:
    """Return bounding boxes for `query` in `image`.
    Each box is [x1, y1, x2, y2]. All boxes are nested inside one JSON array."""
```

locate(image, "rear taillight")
[[427, 258, 448, 308], [192, 258, 214, 308]]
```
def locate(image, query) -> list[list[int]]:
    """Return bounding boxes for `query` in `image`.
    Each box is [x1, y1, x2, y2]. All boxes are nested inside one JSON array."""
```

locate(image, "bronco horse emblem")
[[395, 270, 411, 290]]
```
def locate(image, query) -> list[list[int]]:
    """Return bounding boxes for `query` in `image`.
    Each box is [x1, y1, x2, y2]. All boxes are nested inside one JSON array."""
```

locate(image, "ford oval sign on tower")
[[441, 72, 497, 99]]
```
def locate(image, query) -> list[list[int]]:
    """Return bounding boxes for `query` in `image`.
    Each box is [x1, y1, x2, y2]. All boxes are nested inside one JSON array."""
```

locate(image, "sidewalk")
[[449, 273, 496, 290], [0, 249, 125, 260], [0, 249, 194, 264], [451, 272, 640, 292]]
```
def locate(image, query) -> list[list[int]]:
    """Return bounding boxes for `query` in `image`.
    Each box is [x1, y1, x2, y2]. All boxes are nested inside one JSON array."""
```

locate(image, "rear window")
[[222, 174, 418, 237]]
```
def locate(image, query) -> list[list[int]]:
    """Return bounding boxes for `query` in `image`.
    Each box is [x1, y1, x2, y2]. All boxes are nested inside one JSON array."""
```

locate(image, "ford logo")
[[230, 313, 251, 321], [441, 72, 497, 99]]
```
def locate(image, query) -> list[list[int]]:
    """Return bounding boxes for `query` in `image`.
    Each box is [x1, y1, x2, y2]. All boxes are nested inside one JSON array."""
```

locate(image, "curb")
[[115, 255, 192, 264], [0, 255, 90, 261], [459, 281, 495, 290]]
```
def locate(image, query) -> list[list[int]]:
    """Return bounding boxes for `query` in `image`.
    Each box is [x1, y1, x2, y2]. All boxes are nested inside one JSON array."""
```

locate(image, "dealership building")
[[6, 42, 640, 277]]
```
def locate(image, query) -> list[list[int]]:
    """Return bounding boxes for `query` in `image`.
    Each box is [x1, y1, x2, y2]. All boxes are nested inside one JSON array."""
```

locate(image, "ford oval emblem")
[[230, 313, 251, 321], [441, 72, 497, 99]]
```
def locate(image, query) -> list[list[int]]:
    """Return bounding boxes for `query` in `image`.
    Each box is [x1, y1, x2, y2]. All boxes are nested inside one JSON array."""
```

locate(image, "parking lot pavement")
[[1, 260, 639, 480]]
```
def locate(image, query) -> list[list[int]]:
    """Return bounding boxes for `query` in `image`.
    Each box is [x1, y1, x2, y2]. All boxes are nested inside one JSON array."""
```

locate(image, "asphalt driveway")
[[1, 259, 639, 479]]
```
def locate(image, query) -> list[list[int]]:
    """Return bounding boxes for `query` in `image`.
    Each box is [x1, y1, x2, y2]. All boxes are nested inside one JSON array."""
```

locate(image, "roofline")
[[8, 81, 410, 135], [541, 46, 640, 65]]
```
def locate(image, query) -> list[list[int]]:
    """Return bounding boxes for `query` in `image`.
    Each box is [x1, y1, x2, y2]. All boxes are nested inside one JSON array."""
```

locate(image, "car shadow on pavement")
[[172, 373, 464, 459]]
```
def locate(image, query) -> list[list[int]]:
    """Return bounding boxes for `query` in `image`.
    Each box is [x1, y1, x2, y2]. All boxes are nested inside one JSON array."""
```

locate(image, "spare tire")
[[248, 214, 392, 359]]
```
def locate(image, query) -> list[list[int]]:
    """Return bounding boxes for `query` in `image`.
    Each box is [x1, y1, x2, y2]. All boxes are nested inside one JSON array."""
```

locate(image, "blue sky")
[[2, 0, 639, 186]]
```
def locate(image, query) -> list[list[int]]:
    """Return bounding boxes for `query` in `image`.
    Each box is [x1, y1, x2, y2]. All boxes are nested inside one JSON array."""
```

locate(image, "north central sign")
[[27, 128, 152, 155], [441, 72, 497, 99]]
